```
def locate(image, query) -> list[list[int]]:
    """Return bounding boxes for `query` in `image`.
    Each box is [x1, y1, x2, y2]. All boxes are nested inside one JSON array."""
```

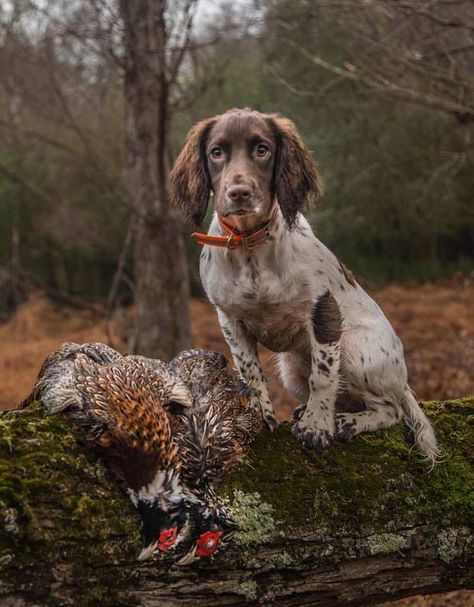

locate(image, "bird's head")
[[136, 499, 191, 560], [128, 470, 193, 561], [177, 500, 239, 565]]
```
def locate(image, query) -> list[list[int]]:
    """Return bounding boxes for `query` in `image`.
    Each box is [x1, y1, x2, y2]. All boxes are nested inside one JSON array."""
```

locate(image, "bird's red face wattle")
[[158, 526, 178, 551], [195, 530, 223, 557]]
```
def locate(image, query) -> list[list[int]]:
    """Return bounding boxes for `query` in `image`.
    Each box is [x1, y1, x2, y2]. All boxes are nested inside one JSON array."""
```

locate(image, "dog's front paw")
[[292, 412, 334, 451], [335, 414, 358, 441], [263, 409, 279, 431], [292, 403, 307, 422], [253, 394, 279, 431]]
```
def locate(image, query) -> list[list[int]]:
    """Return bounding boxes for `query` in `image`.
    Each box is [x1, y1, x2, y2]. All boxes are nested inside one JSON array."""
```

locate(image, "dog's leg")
[[335, 390, 438, 462], [332, 318, 438, 461], [216, 308, 278, 430], [335, 398, 402, 440], [292, 291, 342, 451]]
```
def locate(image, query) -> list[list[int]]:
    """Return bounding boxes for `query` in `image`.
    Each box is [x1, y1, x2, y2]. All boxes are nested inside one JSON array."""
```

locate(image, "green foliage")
[[0, 42, 127, 310], [174, 1, 474, 285]]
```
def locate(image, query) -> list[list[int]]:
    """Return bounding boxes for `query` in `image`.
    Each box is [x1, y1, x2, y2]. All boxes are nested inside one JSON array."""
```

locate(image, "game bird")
[[20, 342, 195, 560], [167, 349, 263, 564]]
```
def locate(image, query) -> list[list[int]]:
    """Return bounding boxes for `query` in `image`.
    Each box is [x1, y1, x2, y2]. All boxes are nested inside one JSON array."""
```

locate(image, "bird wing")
[[84, 358, 181, 475], [168, 349, 261, 485], [125, 355, 194, 410], [18, 341, 121, 410], [168, 349, 229, 404]]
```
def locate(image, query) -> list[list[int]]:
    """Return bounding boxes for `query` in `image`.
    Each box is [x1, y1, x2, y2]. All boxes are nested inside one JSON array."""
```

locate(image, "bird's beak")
[[137, 542, 157, 561], [177, 545, 199, 566]]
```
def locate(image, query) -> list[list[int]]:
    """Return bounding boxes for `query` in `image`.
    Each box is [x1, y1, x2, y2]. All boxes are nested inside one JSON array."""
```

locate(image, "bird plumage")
[[169, 349, 260, 487], [20, 342, 194, 559], [168, 349, 262, 562], [20, 343, 263, 563], [18, 342, 121, 411]]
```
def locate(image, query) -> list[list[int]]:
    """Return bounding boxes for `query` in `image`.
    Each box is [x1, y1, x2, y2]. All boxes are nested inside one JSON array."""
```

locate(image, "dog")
[[169, 108, 439, 462]]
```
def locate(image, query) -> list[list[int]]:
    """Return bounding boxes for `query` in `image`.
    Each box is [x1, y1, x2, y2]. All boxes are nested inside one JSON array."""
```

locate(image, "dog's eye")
[[210, 146, 223, 159], [256, 143, 270, 157]]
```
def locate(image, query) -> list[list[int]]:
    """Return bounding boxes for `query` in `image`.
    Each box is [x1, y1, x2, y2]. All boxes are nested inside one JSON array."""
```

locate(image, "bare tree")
[[266, 0, 474, 123], [0, 0, 216, 358], [118, 1, 200, 359]]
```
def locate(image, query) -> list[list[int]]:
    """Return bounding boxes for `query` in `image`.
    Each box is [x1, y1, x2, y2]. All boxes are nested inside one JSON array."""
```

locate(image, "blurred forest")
[[0, 0, 473, 346]]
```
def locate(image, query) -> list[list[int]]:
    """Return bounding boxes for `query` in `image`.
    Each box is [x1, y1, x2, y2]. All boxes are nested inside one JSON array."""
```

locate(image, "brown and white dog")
[[169, 108, 439, 461]]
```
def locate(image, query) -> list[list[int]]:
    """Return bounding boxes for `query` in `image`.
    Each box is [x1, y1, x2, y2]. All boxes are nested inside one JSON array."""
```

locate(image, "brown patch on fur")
[[169, 118, 216, 225], [267, 114, 322, 228], [312, 291, 342, 344], [339, 262, 357, 288]]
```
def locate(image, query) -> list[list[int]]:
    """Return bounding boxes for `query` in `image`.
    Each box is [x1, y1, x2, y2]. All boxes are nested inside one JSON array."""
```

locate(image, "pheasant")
[[20, 342, 194, 560], [167, 349, 263, 564]]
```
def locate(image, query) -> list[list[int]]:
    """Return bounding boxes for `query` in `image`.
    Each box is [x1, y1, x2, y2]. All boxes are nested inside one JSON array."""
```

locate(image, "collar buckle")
[[246, 225, 271, 250]]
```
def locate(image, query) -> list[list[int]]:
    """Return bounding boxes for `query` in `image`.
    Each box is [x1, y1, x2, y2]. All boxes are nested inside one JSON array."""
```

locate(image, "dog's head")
[[169, 108, 322, 230]]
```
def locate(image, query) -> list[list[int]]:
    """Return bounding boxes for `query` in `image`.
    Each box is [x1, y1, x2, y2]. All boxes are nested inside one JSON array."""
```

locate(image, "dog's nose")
[[227, 184, 252, 204]]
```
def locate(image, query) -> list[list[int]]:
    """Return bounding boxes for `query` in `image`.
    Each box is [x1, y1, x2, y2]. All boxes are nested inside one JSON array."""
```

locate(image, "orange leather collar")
[[192, 208, 277, 250]]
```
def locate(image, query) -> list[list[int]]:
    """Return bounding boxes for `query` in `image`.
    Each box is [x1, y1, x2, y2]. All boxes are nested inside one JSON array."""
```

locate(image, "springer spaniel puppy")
[[169, 108, 439, 462]]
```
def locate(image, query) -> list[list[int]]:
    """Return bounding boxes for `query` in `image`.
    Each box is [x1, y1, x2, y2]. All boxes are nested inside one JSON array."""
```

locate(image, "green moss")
[[0, 398, 472, 604], [0, 550, 13, 569], [221, 398, 474, 537], [1, 508, 19, 535], [0, 402, 140, 606], [246, 550, 294, 572], [270, 550, 293, 567], [0, 403, 138, 532], [0, 418, 13, 451], [437, 526, 472, 563]]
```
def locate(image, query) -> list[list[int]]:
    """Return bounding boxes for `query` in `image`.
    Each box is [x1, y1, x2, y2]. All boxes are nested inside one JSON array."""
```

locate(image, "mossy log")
[[0, 399, 472, 607]]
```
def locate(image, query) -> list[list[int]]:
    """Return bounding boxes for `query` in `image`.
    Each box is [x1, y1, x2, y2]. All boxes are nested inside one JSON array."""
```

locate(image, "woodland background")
[[0, 0, 473, 399]]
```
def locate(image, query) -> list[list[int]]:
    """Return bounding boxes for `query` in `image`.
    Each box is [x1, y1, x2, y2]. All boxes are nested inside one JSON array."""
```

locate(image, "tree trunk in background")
[[120, 0, 191, 360]]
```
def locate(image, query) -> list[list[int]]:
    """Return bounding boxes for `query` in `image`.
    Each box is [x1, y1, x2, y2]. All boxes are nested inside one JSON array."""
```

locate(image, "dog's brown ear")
[[268, 115, 322, 228], [169, 118, 215, 226]]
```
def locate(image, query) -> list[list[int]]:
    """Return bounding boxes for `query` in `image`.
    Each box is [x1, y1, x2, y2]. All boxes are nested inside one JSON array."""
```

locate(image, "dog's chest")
[[240, 300, 310, 352], [202, 251, 312, 352]]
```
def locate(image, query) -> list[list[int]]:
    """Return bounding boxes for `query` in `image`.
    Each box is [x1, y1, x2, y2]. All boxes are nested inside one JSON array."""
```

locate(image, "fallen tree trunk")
[[0, 399, 472, 607]]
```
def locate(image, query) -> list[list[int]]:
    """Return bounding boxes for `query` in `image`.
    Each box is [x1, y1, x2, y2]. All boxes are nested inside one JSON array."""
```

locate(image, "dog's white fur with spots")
[[170, 108, 439, 462]]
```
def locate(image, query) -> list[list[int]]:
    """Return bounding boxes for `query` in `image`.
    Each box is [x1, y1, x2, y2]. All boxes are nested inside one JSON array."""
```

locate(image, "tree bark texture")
[[120, 0, 191, 360], [0, 399, 472, 607]]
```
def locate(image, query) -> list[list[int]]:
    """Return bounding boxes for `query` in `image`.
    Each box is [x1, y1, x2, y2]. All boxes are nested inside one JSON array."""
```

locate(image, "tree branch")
[[287, 39, 474, 119], [0, 398, 472, 606], [0, 160, 57, 207]]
